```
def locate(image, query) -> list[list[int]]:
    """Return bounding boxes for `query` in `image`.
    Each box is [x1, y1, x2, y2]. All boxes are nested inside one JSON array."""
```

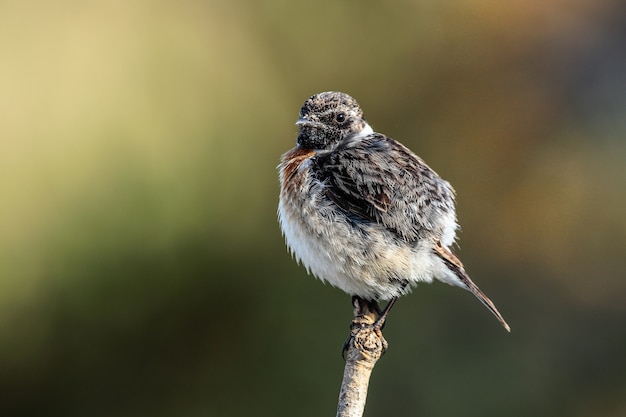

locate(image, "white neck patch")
[[354, 123, 374, 138]]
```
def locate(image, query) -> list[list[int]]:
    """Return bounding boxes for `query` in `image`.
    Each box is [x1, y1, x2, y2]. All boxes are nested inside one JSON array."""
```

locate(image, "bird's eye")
[[335, 113, 346, 123]]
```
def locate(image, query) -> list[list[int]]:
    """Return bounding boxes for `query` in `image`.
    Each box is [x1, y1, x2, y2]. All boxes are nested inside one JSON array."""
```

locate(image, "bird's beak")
[[296, 118, 323, 128]]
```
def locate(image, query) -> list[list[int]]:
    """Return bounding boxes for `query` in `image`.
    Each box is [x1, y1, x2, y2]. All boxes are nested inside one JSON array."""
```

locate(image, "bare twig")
[[336, 299, 387, 417]]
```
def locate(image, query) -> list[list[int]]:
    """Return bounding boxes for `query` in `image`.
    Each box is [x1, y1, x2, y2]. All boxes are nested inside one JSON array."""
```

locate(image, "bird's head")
[[296, 91, 372, 150]]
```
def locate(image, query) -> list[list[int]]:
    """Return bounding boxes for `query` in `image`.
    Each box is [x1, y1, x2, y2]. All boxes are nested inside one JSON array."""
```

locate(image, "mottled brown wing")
[[312, 133, 455, 241]]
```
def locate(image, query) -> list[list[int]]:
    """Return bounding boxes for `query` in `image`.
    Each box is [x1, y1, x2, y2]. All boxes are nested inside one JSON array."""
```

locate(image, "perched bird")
[[278, 91, 510, 332]]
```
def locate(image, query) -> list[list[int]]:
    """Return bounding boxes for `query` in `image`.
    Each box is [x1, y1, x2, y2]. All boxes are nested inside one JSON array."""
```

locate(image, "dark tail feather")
[[461, 273, 511, 332], [434, 243, 511, 332]]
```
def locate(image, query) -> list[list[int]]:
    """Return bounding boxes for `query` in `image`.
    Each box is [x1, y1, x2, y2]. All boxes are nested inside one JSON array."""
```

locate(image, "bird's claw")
[[342, 298, 390, 359]]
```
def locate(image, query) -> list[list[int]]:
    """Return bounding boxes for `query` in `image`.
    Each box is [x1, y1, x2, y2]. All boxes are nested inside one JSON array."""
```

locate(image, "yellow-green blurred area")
[[1, 0, 625, 415]]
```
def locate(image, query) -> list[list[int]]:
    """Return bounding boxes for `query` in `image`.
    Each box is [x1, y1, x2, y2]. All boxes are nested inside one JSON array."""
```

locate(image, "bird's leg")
[[373, 297, 398, 330], [350, 296, 383, 317]]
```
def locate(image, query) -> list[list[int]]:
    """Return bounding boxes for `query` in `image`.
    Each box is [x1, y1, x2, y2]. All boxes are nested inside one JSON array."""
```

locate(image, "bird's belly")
[[278, 197, 438, 301]]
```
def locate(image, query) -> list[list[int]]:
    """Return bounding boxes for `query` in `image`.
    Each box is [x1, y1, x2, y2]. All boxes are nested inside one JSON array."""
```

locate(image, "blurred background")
[[1, 1, 625, 416]]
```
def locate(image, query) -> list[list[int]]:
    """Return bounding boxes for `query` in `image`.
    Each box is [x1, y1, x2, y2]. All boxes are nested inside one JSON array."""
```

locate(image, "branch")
[[336, 299, 388, 417]]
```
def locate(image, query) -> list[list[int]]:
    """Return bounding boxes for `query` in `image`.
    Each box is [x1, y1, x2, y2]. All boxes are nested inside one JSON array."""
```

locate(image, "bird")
[[278, 91, 510, 332]]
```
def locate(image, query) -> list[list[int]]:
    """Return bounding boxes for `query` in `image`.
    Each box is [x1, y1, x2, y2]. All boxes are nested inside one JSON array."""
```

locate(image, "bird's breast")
[[279, 147, 316, 190]]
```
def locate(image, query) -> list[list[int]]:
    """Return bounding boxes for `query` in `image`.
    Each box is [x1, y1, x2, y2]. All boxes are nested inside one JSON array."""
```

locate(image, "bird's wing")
[[313, 133, 456, 242]]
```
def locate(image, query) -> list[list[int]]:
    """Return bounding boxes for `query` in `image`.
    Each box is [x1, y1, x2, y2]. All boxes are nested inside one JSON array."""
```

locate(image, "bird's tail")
[[460, 272, 511, 332], [434, 242, 511, 332]]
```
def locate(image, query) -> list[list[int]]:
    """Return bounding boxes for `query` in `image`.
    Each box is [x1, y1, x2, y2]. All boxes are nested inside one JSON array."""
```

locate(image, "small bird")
[[278, 91, 510, 332]]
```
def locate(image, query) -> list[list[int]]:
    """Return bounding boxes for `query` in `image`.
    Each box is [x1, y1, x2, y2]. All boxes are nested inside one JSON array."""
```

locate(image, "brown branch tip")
[[336, 299, 387, 417]]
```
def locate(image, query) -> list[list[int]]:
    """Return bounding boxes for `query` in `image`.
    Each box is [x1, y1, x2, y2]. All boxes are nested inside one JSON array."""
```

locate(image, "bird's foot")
[[342, 297, 389, 360]]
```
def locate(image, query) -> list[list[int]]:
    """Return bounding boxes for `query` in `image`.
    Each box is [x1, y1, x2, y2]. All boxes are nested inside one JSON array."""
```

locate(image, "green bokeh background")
[[1, 1, 625, 416]]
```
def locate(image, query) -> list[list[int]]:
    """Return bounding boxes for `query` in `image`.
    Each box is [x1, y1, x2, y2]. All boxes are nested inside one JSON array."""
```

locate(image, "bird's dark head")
[[296, 91, 372, 150]]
